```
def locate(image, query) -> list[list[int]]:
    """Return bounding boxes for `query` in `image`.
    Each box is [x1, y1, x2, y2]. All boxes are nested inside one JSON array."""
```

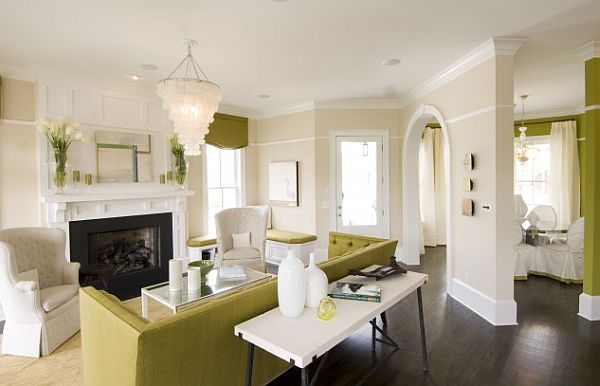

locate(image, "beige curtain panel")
[[205, 113, 249, 150], [549, 120, 580, 226]]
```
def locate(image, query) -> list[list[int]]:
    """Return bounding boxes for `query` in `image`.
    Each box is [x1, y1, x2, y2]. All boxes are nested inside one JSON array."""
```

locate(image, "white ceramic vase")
[[305, 253, 328, 308], [277, 250, 306, 318], [169, 258, 183, 292]]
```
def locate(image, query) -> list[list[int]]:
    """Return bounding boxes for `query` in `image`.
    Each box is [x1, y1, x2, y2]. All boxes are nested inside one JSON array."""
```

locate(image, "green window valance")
[[205, 113, 249, 149]]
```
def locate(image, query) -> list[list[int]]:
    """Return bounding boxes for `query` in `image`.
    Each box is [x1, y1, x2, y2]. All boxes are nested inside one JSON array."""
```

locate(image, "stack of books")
[[328, 282, 381, 303], [219, 266, 247, 279]]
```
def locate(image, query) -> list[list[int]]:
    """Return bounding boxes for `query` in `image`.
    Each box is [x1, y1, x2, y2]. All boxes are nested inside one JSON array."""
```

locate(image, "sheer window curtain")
[[549, 121, 580, 226], [419, 128, 446, 252]]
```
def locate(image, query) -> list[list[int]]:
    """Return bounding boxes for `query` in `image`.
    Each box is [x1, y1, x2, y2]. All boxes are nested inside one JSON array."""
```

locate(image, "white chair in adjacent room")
[[534, 217, 584, 283], [513, 220, 535, 280], [514, 194, 529, 224], [528, 205, 557, 231], [215, 207, 269, 273], [0, 227, 80, 358]]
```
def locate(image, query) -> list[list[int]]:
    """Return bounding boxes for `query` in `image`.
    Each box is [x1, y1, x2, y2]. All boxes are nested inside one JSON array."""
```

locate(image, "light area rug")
[[0, 296, 172, 386]]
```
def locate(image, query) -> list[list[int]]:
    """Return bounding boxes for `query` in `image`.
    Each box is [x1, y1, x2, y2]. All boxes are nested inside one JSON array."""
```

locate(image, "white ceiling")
[[1, 0, 599, 116]]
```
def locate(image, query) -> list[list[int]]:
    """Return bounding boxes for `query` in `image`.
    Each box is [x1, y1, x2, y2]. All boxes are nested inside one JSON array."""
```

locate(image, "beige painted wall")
[[398, 56, 515, 301], [250, 111, 317, 234], [0, 78, 39, 229]]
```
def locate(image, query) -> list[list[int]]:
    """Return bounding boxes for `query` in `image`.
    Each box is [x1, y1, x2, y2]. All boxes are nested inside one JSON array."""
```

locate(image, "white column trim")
[[451, 279, 518, 326], [579, 293, 600, 321], [446, 104, 514, 124], [575, 41, 600, 61], [585, 104, 600, 112]]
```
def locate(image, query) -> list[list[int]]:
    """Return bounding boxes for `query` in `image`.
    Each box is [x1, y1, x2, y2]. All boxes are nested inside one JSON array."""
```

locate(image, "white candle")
[[188, 269, 201, 292], [169, 258, 183, 292]]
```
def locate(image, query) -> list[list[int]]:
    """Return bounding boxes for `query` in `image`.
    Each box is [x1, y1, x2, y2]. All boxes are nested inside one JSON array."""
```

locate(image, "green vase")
[[317, 296, 336, 321]]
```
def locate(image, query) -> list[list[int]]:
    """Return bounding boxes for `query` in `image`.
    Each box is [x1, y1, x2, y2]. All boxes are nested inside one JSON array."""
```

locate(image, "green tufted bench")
[[265, 229, 317, 266], [187, 235, 218, 260], [188, 229, 318, 265]]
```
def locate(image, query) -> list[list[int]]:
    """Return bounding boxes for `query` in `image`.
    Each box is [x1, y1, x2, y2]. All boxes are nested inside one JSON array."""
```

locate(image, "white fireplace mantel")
[[42, 189, 195, 260]]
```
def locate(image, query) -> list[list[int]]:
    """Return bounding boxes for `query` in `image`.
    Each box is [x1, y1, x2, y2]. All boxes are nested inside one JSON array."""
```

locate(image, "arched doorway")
[[402, 105, 453, 292]]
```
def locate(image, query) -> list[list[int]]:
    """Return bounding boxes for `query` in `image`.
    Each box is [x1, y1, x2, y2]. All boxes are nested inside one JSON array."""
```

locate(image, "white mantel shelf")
[[41, 189, 195, 203]]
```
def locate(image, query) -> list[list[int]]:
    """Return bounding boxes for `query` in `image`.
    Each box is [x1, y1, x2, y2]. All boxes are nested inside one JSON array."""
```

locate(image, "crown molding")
[[398, 37, 526, 108], [313, 98, 403, 110], [217, 104, 256, 118], [0, 63, 37, 82], [254, 100, 315, 120], [516, 105, 586, 120], [575, 41, 600, 61]]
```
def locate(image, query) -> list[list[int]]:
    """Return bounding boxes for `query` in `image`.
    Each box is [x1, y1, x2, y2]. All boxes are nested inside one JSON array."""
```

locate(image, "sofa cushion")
[[187, 235, 217, 248], [40, 284, 78, 312], [223, 247, 261, 260], [266, 229, 317, 244], [328, 232, 386, 258]]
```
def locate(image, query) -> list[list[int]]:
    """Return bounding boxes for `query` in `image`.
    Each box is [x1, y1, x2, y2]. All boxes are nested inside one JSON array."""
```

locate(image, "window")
[[514, 136, 551, 212], [204, 144, 243, 235]]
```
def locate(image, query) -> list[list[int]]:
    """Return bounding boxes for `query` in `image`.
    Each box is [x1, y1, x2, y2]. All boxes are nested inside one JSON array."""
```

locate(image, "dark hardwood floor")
[[268, 246, 600, 386]]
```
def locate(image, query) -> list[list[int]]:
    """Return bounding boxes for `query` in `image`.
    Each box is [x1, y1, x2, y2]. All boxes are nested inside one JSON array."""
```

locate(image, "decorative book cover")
[[328, 282, 381, 303]]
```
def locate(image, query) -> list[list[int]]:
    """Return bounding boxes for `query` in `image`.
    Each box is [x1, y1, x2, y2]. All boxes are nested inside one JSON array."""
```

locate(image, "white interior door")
[[335, 136, 384, 237]]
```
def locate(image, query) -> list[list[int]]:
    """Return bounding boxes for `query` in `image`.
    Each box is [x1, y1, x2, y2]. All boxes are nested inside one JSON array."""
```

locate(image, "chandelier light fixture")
[[516, 95, 531, 163], [157, 39, 221, 156]]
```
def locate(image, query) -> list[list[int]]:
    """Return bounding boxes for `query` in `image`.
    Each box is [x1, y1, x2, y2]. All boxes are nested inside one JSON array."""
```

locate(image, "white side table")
[[234, 270, 429, 385]]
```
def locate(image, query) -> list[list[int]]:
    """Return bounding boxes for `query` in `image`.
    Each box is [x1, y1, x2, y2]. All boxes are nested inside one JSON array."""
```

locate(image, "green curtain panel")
[[206, 113, 249, 149]]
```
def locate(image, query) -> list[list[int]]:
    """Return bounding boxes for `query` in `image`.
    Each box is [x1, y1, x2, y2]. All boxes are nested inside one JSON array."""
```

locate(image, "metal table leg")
[[380, 311, 388, 326], [246, 342, 255, 386], [141, 293, 148, 318], [301, 367, 309, 386], [417, 286, 429, 372], [371, 318, 376, 352]]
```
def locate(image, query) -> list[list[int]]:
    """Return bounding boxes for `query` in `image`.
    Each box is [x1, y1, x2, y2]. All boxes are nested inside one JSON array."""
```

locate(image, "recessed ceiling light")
[[258, 94, 271, 99], [140, 64, 159, 71], [382, 58, 401, 66], [130, 73, 141, 80]]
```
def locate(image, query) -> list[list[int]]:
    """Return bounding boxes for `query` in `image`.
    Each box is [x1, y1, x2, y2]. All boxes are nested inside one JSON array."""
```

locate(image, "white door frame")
[[329, 129, 390, 238], [402, 105, 453, 293]]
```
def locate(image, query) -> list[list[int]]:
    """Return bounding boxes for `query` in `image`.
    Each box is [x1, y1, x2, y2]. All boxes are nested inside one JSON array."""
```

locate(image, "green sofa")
[[80, 232, 397, 386]]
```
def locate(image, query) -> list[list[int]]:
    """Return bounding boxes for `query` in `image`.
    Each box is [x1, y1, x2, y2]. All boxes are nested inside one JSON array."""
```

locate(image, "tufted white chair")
[[0, 227, 80, 358], [215, 207, 268, 273]]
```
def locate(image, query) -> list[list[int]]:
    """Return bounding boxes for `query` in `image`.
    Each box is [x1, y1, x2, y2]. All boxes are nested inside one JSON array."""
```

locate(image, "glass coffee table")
[[141, 267, 272, 318]]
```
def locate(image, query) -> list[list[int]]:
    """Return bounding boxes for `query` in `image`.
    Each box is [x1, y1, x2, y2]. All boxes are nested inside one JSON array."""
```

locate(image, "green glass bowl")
[[188, 261, 214, 277]]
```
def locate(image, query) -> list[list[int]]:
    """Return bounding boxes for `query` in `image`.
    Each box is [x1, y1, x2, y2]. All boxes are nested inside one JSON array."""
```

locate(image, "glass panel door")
[[335, 136, 383, 236]]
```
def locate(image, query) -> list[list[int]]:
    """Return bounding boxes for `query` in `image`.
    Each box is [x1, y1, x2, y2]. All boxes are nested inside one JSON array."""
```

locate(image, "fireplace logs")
[[98, 239, 154, 275]]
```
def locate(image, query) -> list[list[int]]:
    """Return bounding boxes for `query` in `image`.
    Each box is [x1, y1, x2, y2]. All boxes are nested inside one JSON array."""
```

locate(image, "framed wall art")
[[268, 161, 299, 207]]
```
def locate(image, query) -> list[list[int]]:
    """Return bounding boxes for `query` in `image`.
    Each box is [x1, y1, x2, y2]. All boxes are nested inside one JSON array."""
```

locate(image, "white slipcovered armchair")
[[514, 220, 535, 280], [534, 217, 584, 283], [215, 207, 268, 273], [0, 227, 80, 357]]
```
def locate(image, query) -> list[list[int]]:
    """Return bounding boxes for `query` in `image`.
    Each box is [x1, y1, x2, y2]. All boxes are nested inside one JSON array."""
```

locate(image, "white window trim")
[[202, 145, 245, 235]]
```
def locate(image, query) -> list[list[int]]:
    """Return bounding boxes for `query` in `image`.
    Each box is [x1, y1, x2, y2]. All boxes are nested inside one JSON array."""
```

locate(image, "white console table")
[[234, 270, 429, 385]]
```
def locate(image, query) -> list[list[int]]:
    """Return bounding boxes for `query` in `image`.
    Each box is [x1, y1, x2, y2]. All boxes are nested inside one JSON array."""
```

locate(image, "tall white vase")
[[277, 250, 306, 318], [305, 253, 329, 308]]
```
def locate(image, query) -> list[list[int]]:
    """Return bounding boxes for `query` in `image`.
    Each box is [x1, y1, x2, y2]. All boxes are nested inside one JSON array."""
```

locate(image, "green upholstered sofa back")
[[328, 231, 389, 259], [80, 232, 398, 386]]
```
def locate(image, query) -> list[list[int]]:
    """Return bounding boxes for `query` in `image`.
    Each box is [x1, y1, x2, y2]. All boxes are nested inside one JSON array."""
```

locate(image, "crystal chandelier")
[[516, 95, 531, 163], [157, 40, 221, 156]]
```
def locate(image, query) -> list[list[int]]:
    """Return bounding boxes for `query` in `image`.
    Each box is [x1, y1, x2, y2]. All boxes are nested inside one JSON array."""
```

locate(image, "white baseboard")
[[395, 244, 421, 265], [578, 293, 600, 321], [450, 279, 517, 326]]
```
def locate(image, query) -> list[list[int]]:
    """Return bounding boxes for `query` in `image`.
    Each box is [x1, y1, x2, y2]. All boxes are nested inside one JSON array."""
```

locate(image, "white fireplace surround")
[[42, 190, 193, 261]]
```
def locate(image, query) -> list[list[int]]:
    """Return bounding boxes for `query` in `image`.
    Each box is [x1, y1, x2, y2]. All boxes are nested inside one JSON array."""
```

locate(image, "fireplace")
[[70, 213, 173, 299]]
